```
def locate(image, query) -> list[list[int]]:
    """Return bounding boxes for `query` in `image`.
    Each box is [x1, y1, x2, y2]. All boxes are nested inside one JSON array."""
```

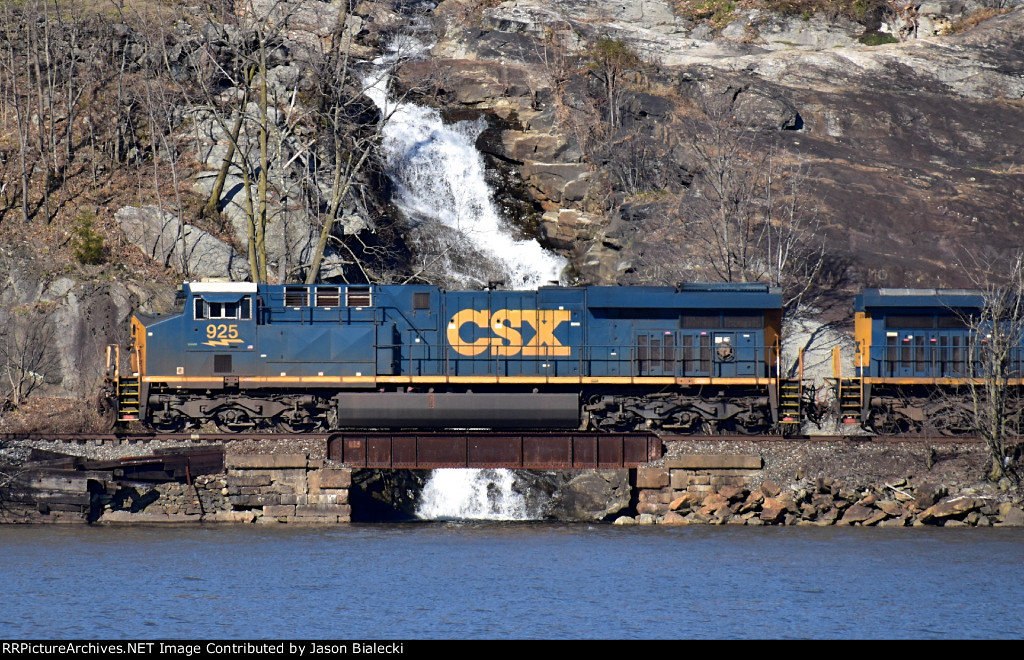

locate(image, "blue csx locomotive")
[[102, 281, 791, 433], [101, 282, 1024, 435]]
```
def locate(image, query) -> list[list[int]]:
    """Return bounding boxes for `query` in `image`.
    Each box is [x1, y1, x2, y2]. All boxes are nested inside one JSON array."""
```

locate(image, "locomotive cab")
[[185, 281, 258, 384]]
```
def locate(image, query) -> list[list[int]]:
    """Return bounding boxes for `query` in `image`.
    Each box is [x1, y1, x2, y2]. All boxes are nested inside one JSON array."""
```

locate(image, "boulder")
[[918, 496, 984, 523], [996, 505, 1024, 527], [637, 513, 659, 525], [913, 483, 948, 511], [543, 469, 631, 521], [718, 485, 749, 501], [661, 511, 687, 525], [760, 497, 786, 523], [669, 491, 704, 511], [116, 206, 250, 281], [877, 500, 905, 516], [840, 504, 875, 524]]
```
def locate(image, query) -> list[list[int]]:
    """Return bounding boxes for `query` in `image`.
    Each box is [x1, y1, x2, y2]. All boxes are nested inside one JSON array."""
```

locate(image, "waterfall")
[[415, 468, 543, 521], [364, 31, 565, 520], [362, 36, 566, 289]]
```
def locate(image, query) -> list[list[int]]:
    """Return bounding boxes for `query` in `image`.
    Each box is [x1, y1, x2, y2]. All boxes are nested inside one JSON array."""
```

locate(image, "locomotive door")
[[637, 332, 676, 377], [713, 332, 752, 377], [376, 317, 399, 376], [679, 332, 712, 377], [936, 331, 969, 377], [895, 332, 930, 378]]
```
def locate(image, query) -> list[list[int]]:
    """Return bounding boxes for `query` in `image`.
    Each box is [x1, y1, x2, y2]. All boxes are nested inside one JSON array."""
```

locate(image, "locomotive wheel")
[[930, 406, 974, 437], [213, 406, 256, 433]]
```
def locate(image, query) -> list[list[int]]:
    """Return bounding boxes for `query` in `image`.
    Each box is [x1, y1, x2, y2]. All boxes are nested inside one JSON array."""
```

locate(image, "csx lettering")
[[447, 309, 572, 357]]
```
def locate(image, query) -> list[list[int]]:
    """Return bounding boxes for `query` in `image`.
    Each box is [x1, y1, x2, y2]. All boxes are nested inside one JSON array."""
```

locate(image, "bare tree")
[[0, 305, 59, 409], [676, 94, 827, 310], [958, 251, 1024, 483], [301, 0, 387, 284], [0, 0, 37, 225], [183, 0, 301, 283]]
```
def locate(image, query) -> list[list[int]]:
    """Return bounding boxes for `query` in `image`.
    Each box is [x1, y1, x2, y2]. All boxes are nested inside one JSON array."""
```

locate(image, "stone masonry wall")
[[98, 453, 350, 525]]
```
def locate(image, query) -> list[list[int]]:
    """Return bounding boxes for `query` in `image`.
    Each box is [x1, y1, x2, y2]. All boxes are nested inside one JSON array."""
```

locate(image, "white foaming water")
[[415, 468, 538, 521], [362, 38, 565, 288], [365, 36, 562, 519]]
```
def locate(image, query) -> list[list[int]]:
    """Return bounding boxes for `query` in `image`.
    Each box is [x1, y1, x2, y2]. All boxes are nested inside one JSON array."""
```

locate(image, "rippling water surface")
[[2, 524, 1022, 639]]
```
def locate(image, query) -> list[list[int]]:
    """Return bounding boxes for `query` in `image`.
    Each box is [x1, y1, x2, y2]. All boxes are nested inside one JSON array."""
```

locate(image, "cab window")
[[194, 296, 251, 320]]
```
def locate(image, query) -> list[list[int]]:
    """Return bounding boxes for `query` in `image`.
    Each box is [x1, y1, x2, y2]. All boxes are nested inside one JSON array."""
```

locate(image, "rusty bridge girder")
[[327, 432, 661, 469]]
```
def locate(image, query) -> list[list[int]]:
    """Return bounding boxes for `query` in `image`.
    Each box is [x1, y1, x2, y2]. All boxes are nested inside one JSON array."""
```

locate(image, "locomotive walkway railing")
[[861, 344, 1024, 379], [394, 342, 780, 380]]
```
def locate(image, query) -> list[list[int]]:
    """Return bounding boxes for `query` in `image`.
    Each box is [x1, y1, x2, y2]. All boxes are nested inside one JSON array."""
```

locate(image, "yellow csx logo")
[[447, 309, 572, 357], [203, 323, 244, 347]]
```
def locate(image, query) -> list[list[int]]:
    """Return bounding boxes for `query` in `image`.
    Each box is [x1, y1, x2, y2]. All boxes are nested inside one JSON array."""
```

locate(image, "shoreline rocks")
[[618, 475, 1024, 527]]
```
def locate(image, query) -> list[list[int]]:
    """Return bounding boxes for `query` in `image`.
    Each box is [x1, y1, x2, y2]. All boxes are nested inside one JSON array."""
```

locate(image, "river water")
[[2, 524, 1022, 639]]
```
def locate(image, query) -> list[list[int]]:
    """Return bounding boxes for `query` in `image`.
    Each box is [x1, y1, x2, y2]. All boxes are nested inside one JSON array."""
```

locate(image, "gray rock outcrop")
[[116, 206, 251, 281], [416, 2, 1024, 288]]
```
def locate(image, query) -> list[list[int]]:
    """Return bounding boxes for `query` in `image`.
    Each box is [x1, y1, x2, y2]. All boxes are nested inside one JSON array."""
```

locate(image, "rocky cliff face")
[[407, 0, 1024, 290]]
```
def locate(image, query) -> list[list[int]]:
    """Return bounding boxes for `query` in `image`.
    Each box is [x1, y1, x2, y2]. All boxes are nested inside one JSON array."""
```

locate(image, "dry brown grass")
[[0, 397, 109, 434], [947, 7, 1012, 34]]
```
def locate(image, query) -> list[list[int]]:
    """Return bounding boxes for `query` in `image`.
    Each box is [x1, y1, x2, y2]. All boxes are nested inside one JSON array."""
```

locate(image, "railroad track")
[[1, 431, 986, 446], [2, 431, 987, 472], [4, 429, 987, 446]]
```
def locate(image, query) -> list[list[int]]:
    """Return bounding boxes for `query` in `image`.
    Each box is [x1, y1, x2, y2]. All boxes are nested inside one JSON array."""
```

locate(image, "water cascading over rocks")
[[362, 36, 565, 290], [361, 33, 567, 519], [415, 469, 545, 521]]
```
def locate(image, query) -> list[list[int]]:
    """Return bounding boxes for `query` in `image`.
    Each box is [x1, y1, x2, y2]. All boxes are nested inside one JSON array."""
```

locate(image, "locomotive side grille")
[[682, 335, 695, 374], [347, 286, 372, 307], [285, 286, 308, 307], [316, 287, 341, 307]]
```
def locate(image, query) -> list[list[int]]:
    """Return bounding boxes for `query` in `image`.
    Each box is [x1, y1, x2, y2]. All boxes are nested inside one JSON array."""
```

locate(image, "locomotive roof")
[[186, 281, 258, 293], [586, 285, 781, 309], [856, 288, 985, 311], [180, 281, 783, 308]]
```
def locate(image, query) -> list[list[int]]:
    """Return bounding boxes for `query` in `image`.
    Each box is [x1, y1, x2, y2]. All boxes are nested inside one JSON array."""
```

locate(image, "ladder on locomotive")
[[833, 346, 863, 425], [105, 345, 140, 422], [778, 348, 804, 426]]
